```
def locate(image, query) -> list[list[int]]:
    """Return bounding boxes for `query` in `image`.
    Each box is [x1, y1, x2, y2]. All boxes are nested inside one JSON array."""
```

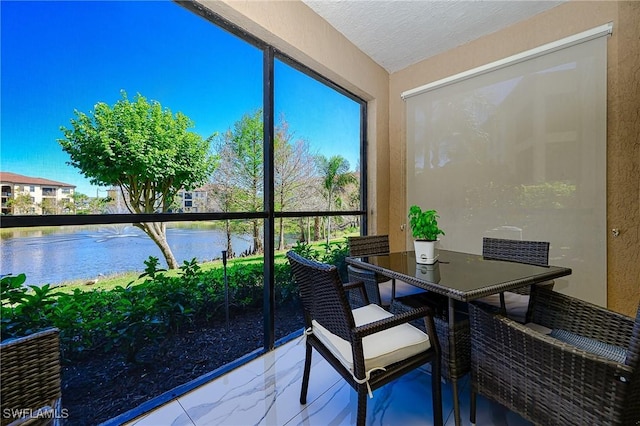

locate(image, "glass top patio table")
[[345, 249, 572, 302]]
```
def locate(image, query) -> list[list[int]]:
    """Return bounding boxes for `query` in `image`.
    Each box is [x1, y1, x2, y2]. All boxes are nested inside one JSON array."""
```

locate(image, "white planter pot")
[[414, 240, 438, 264], [415, 262, 441, 283]]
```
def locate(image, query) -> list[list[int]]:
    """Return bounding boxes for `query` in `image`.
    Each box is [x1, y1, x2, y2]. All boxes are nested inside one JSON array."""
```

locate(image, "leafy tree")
[[7, 193, 35, 215], [209, 137, 242, 258], [273, 117, 316, 250], [316, 155, 356, 244], [218, 110, 264, 254], [72, 192, 90, 211], [59, 197, 76, 214], [40, 198, 58, 215], [59, 91, 216, 268]]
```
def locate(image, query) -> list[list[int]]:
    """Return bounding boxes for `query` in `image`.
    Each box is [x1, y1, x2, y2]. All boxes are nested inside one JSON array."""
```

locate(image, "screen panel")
[[406, 36, 607, 305]]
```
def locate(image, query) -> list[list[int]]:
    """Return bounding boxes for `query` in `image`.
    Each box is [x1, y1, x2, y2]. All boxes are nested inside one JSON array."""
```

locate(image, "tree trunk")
[[313, 217, 321, 241], [326, 216, 331, 246], [134, 222, 179, 269], [225, 219, 234, 259], [252, 219, 263, 254], [277, 217, 285, 250], [297, 218, 306, 243]]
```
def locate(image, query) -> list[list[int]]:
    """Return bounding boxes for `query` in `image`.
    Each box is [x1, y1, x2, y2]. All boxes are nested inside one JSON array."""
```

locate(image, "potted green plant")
[[408, 205, 445, 264]]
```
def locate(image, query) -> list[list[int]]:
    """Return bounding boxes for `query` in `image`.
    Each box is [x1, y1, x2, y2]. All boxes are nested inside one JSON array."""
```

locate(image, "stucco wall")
[[389, 1, 640, 315], [192, 0, 391, 235]]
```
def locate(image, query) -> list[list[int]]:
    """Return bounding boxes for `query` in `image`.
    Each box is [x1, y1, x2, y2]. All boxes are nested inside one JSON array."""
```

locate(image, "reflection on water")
[[0, 225, 252, 287]]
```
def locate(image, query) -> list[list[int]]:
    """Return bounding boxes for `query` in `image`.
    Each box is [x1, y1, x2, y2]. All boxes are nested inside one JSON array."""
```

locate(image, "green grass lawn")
[[53, 236, 352, 294]]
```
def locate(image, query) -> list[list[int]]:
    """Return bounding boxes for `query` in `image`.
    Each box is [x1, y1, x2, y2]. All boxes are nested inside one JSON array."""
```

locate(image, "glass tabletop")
[[346, 250, 572, 301]]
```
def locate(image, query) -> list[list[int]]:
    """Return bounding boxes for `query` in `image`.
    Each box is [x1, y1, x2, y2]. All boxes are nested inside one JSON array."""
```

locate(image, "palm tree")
[[316, 155, 356, 245]]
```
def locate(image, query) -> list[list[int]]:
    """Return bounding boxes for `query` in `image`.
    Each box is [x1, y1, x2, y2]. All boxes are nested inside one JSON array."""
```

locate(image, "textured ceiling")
[[301, 0, 565, 73]]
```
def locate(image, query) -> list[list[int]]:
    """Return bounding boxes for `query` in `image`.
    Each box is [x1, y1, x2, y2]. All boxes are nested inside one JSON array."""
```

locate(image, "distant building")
[[0, 172, 76, 215], [103, 186, 209, 213], [177, 187, 208, 213]]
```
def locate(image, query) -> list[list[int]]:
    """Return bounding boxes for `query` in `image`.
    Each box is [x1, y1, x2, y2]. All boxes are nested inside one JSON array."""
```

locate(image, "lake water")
[[0, 225, 253, 287]]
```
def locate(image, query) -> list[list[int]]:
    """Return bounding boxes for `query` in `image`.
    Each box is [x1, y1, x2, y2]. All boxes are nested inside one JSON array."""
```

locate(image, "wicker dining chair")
[[390, 237, 553, 424], [347, 235, 424, 308], [476, 237, 554, 322], [287, 251, 443, 426], [1, 328, 63, 426], [469, 287, 640, 425]]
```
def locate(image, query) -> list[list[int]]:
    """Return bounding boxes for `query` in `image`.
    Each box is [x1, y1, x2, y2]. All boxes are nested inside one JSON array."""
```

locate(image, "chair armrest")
[[469, 304, 635, 420], [531, 287, 634, 347], [343, 280, 364, 291], [342, 280, 370, 305]]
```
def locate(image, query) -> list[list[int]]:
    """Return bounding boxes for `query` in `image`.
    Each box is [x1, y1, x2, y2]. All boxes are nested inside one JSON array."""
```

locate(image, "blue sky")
[[1, 0, 361, 196]]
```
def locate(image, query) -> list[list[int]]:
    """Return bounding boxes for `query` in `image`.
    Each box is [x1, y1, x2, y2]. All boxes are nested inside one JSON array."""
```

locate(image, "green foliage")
[[58, 91, 217, 268], [213, 110, 265, 254], [1, 274, 59, 338], [6, 194, 35, 215], [109, 282, 164, 363], [408, 205, 445, 241], [138, 256, 167, 280], [316, 155, 357, 244], [0, 254, 330, 363], [58, 91, 216, 204], [318, 240, 350, 283], [289, 239, 350, 282], [52, 289, 115, 358], [289, 241, 317, 259]]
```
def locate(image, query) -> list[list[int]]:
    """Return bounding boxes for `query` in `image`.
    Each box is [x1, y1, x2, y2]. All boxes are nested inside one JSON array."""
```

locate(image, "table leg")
[[448, 297, 461, 426], [391, 278, 397, 300], [499, 292, 507, 315]]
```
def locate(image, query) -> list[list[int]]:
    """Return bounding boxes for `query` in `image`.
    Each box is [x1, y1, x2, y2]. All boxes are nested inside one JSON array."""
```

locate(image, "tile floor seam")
[[281, 373, 343, 426], [176, 398, 197, 426]]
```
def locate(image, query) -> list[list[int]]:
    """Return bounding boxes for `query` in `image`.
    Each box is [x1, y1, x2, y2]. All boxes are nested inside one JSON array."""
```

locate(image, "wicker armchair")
[[469, 287, 640, 425], [347, 235, 424, 307], [1, 328, 62, 426], [287, 251, 443, 426], [476, 237, 554, 322]]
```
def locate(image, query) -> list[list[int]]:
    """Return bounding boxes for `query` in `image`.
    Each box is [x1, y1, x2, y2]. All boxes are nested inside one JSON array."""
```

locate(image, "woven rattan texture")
[[348, 235, 390, 257], [482, 237, 551, 296], [469, 288, 640, 426], [1, 328, 62, 426], [286, 251, 444, 426], [482, 237, 549, 266], [347, 265, 384, 307], [347, 235, 393, 306], [390, 296, 471, 382]]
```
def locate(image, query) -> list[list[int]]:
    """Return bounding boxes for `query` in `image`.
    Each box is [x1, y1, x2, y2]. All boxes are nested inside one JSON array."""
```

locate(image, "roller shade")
[[404, 26, 610, 306]]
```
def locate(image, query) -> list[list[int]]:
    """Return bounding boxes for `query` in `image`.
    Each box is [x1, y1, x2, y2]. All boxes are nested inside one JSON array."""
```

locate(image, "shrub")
[[0, 252, 337, 363], [1, 274, 59, 339]]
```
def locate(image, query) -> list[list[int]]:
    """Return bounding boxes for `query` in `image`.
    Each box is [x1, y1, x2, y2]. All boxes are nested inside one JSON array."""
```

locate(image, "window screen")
[[405, 34, 608, 306]]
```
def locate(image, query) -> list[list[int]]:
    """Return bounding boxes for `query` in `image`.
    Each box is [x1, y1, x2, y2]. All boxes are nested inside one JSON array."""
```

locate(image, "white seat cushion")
[[311, 304, 431, 375], [476, 292, 530, 323]]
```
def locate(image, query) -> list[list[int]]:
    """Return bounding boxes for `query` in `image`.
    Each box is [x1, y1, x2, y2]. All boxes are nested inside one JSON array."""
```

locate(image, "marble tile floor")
[[123, 338, 531, 426]]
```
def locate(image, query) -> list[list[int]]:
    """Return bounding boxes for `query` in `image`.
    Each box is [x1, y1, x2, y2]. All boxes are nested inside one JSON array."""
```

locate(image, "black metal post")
[[222, 250, 229, 331]]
